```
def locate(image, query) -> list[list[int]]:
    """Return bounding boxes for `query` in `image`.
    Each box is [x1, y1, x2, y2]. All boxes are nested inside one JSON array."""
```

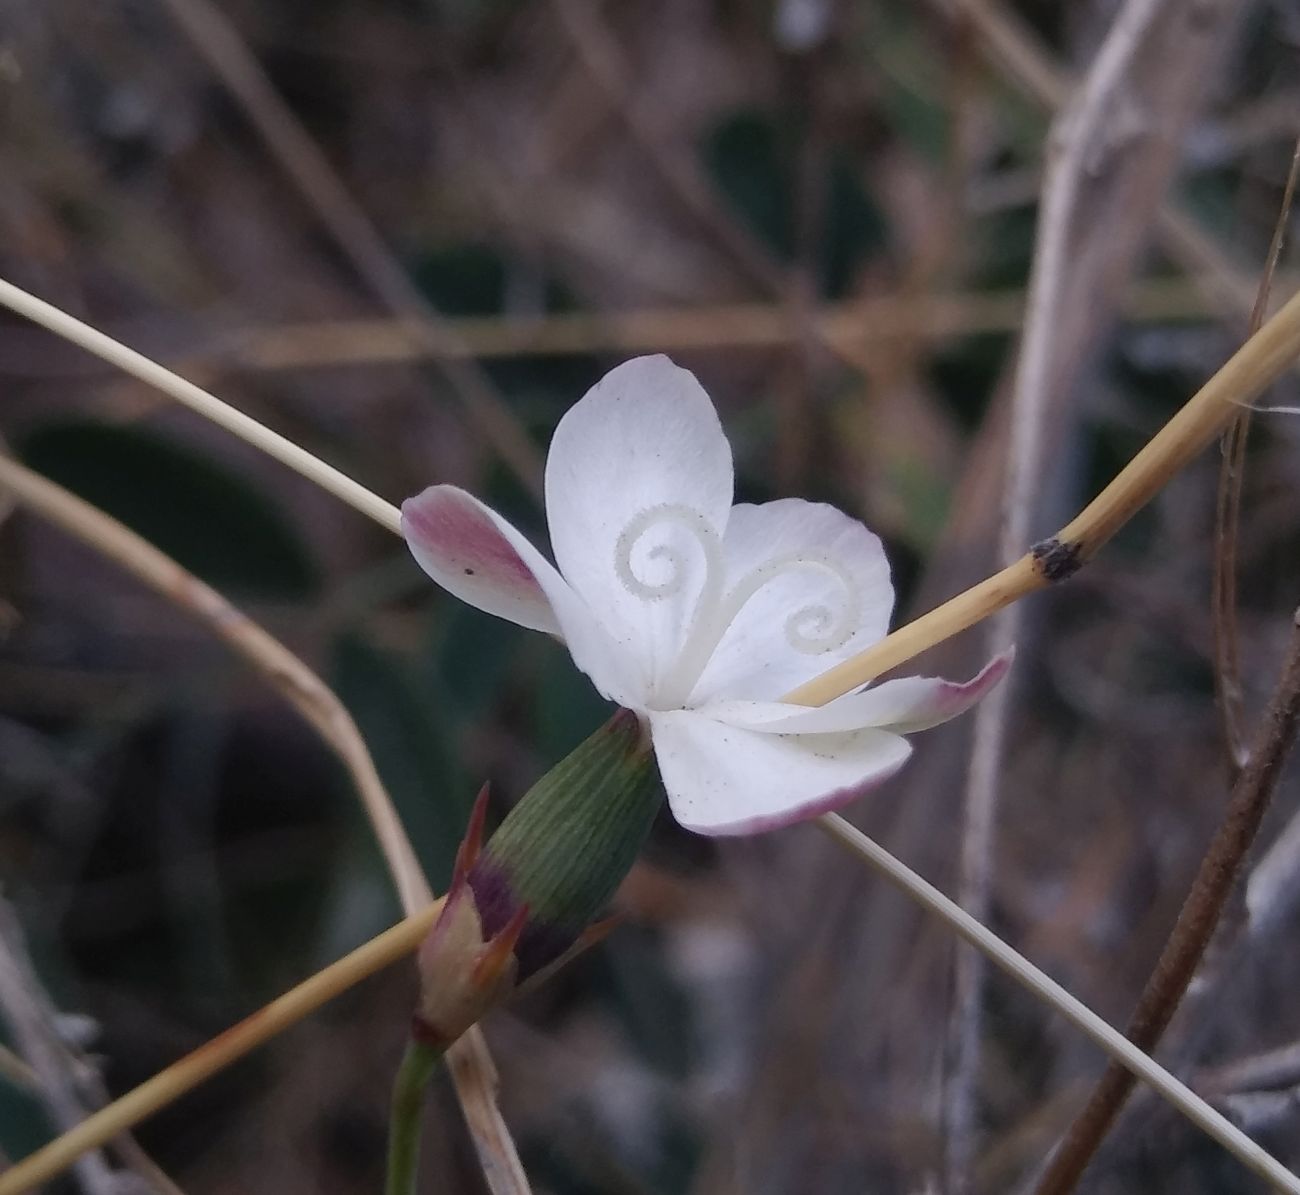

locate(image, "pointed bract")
[[414, 875, 516, 1050]]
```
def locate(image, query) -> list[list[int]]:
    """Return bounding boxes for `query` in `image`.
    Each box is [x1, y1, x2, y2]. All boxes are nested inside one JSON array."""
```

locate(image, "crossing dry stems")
[[5, 277, 1300, 1189]]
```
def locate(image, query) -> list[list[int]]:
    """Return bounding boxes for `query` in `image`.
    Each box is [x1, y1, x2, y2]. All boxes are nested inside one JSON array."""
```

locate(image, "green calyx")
[[470, 707, 663, 960]]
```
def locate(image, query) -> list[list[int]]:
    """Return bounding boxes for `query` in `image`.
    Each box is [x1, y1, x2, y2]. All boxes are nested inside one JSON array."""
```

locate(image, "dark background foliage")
[[2, 1, 1300, 1191]]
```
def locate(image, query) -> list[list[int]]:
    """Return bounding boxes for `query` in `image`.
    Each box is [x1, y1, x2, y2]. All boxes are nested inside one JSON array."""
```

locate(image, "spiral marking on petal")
[[727, 552, 859, 657], [613, 502, 722, 602]]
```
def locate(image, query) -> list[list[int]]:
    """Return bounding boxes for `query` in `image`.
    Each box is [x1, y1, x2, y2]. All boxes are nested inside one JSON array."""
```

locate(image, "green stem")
[[385, 1040, 443, 1195]]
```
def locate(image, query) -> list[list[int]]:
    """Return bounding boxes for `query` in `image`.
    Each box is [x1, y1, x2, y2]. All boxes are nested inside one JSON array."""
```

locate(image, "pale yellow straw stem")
[[784, 284, 1300, 705], [0, 902, 442, 1195], [0, 278, 401, 535], [4, 276, 1300, 1191], [7, 273, 1297, 703], [817, 815, 1300, 1194]]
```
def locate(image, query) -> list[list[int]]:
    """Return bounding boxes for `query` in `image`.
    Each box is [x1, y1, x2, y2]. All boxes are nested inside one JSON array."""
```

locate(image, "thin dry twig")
[[551, 0, 787, 296], [1199, 1040, 1300, 1100], [7, 279, 1300, 1190], [217, 281, 1220, 370], [0, 454, 523, 1190], [944, 0, 1179, 1181], [0, 284, 1227, 378], [1033, 608, 1300, 1195], [549, 0, 876, 379], [785, 275, 1300, 708], [153, 0, 544, 499], [0, 901, 445, 1195], [0, 456, 423, 912], [0, 1043, 36, 1090], [935, 0, 1260, 317], [1212, 133, 1300, 770], [817, 813, 1299, 1194], [0, 894, 181, 1195]]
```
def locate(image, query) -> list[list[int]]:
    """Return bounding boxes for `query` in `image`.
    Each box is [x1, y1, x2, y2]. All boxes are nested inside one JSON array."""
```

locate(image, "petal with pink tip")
[[648, 709, 912, 836], [701, 650, 1014, 735], [401, 485, 640, 705], [403, 485, 560, 633]]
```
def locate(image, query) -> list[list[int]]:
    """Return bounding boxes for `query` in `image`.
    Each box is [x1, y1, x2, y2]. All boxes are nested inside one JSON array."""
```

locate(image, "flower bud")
[[414, 708, 661, 1047]]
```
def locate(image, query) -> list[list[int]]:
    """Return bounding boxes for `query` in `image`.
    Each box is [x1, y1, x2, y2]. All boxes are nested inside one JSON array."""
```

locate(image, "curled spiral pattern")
[[728, 553, 859, 656], [613, 503, 721, 602], [611, 506, 863, 706]]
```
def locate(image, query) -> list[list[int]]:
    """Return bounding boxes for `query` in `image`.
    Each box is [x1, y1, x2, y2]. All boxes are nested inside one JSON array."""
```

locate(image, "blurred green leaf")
[[602, 927, 695, 1081], [974, 203, 1038, 291], [412, 242, 513, 318], [410, 241, 597, 405], [532, 644, 613, 764], [701, 108, 888, 299], [17, 420, 320, 601], [703, 110, 792, 258], [430, 598, 529, 724], [0, 1076, 52, 1166], [332, 631, 470, 891]]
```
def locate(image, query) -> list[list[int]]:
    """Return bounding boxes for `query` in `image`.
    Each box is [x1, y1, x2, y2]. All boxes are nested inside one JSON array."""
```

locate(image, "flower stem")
[[387, 1041, 444, 1195]]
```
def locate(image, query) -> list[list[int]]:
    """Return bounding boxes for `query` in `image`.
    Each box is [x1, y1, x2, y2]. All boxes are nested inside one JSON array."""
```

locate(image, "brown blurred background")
[[2, 1, 1300, 1192]]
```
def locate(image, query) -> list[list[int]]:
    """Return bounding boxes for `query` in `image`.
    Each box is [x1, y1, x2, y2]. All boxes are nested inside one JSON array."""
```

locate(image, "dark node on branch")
[[1032, 537, 1083, 583]]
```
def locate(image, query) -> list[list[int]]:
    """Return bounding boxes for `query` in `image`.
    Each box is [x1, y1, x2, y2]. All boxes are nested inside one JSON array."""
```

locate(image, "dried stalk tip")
[[1031, 537, 1083, 583], [414, 708, 661, 1047]]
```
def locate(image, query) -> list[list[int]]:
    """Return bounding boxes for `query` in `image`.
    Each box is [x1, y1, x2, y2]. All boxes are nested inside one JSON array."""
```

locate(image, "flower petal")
[[402, 485, 640, 705], [545, 356, 734, 702], [687, 499, 894, 705], [649, 709, 912, 836], [701, 650, 1014, 734], [403, 485, 560, 633]]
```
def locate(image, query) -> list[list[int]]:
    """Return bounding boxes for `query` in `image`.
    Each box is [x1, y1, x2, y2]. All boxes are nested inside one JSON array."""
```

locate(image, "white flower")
[[402, 356, 1010, 836]]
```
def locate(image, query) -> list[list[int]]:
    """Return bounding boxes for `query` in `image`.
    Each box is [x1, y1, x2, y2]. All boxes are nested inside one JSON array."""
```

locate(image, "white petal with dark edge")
[[700, 650, 1014, 736], [401, 485, 640, 705], [648, 709, 912, 836]]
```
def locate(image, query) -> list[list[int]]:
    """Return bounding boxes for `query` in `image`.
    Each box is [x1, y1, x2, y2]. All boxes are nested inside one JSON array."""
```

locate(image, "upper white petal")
[[649, 709, 912, 836], [545, 356, 734, 701], [401, 485, 640, 706], [687, 499, 894, 705]]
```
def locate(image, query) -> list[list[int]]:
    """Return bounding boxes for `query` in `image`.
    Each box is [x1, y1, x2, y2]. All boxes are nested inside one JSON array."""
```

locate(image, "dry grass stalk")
[[816, 811, 1300, 1194], [786, 281, 1300, 705], [0, 456, 421, 911], [1212, 134, 1300, 769], [218, 280, 1222, 370], [944, 0, 1225, 1181], [937, 0, 1260, 316], [0, 901, 445, 1195], [6, 277, 1300, 1189], [0, 280, 402, 535], [154, 0, 544, 503], [0, 452, 523, 1191], [1033, 608, 1300, 1195], [0, 895, 183, 1195], [11, 268, 1300, 712]]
